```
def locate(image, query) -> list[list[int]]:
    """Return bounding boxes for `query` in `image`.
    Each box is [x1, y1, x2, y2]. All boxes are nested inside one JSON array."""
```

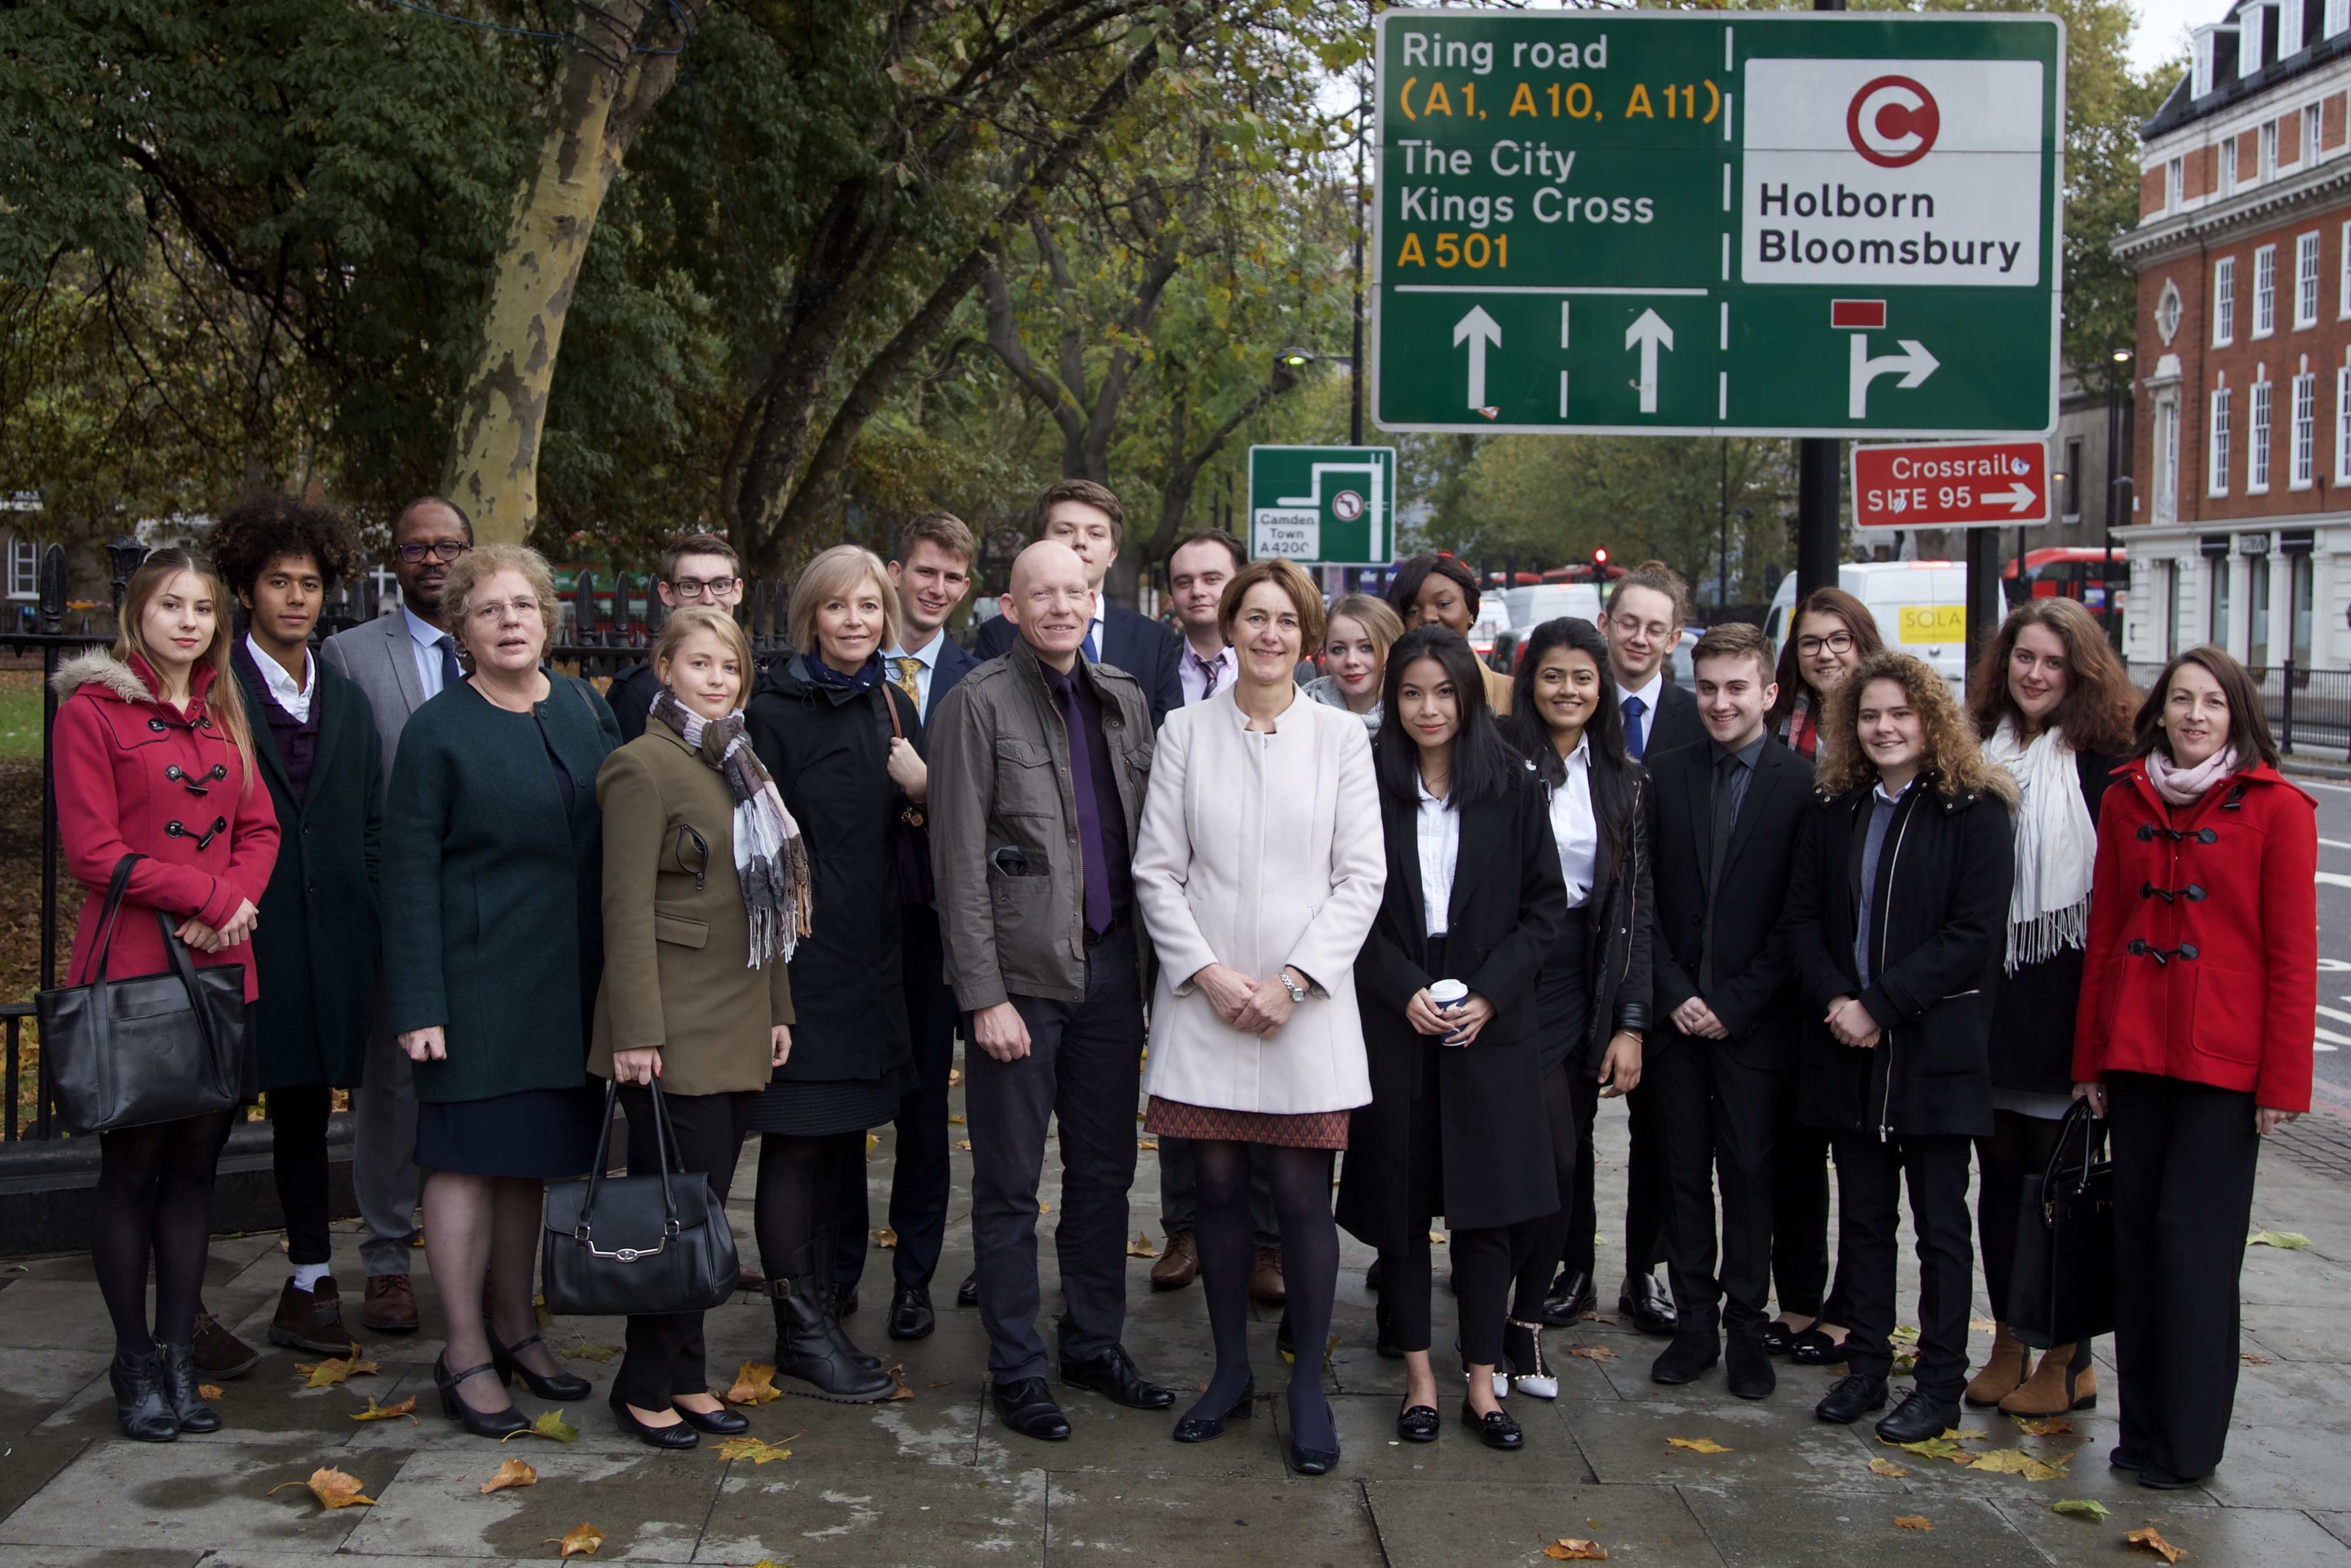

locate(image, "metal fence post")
[[2282, 656, 2296, 755]]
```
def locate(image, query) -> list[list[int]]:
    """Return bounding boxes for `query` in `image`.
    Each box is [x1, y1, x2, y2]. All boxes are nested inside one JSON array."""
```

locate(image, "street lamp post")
[[2105, 346, 2133, 652]]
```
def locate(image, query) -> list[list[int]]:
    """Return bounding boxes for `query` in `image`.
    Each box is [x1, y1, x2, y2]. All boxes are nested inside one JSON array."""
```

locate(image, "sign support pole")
[[1965, 524, 2004, 686], [1792, 0, 1847, 611]]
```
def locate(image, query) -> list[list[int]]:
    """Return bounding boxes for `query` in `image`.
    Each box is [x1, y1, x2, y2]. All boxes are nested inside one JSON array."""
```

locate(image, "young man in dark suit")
[[1643, 621, 1814, 1399], [970, 480, 1183, 728], [605, 534, 745, 743]]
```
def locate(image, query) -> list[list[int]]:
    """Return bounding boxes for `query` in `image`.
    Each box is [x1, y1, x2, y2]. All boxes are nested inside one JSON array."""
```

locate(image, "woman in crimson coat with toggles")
[[2073, 645, 2317, 1491], [51, 548, 280, 1443]]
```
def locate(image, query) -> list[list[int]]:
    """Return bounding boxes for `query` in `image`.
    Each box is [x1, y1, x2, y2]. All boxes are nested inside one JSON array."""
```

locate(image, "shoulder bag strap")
[[77, 853, 142, 988], [571, 1078, 624, 1238], [876, 686, 924, 830], [153, 907, 225, 1067]]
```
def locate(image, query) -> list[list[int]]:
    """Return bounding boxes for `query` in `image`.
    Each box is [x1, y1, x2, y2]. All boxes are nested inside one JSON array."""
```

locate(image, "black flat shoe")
[[1619, 1274, 1679, 1337], [1760, 1321, 1796, 1356], [1874, 1387, 1961, 1445], [1172, 1378, 1254, 1443], [1788, 1328, 1847, 1366], [1726, 1330, 1775, 1400], [1364, 1257, 1383, 1293], [1814, 1373, 1888, 1426], [1650, 1330, 1719, 1385], [887, 1283, 936, 1341], [609, 1393, 698, 1449], [2110, 1445, 2149, 1471], [1461, 1401, 1524, 1450], [993, 1376, 1071, 1441], [1288, 1439, 1341, 1475], [158, 1342, 222, 1433], [2140, 1463, 2200, 1490], [671, 1401, 750, 1435], [1061, 1345, 1174, 1410], [490, 1331, 592, 1401], [1542, 1268, 1596, 1326], [956, 1272, 980, 1308], [110, 1348, 178, 1443], [1396, 1402, 1441, 1442], [436, 1352, 529, 1439]]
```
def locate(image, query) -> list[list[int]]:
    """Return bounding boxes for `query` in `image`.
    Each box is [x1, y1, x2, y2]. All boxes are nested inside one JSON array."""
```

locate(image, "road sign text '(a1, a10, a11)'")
[[1370, 10, 2062, 438], [1852, 440, 2049, 529], [1247, 446, 1397, 566]]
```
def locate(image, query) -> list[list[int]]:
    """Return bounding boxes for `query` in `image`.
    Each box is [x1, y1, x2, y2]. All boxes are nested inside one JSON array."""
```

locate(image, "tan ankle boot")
[[1964, 1324, 2029, 1407], [1999, 1345, 2096, 1415]]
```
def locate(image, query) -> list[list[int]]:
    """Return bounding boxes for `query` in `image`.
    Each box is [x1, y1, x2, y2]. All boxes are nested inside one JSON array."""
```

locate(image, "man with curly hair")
[[209, 492, 385, 1365]]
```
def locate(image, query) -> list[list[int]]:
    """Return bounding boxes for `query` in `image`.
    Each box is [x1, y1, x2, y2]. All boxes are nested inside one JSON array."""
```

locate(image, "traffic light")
[[1592, 547, 1610, 577]]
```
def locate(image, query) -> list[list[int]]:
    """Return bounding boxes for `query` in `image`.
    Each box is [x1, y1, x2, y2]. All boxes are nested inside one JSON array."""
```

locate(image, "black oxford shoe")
[[956, 1272, 980, 1308], [1061, 1344, 1174, 1410], [1874, 1387, 1961, 1445], [993, 1377, 1071, 1441], [1541, 1268, 1596, 1327], [1814, 1373, 1889, 1425], [1619, 1274, 1679, 1337], [887, 1283, 936, 1341]]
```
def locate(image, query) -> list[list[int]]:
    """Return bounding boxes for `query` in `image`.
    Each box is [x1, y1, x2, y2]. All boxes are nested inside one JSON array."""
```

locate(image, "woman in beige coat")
[[591, 607, 801, 1449], [1133, 558, 1386, 1474]]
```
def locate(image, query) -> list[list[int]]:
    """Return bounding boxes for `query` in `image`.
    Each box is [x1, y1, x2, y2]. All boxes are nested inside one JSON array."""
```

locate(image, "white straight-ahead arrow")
[[1624, 309, 1673, 414], [1993, 482, 2037, 514], [1454, 306, 1502, 411], [1847, 334, 1940, 419]]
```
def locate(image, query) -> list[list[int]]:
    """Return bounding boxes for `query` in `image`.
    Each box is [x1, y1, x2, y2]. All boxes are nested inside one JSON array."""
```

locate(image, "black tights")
[[754, 1130, 862, 1280], [1510, 1065, 1580, 1319], [1190, 1141, 1338, 1449], [93, 1109, 235, 1352], [1975, 1109, 2067, 1323]]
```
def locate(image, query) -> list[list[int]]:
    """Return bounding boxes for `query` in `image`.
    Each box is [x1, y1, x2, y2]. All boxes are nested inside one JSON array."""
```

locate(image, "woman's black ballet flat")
[[1461, 1401, 1524, 1450], [1288, 1440, 1341, 1475], [1173, 1379, 1254, 1443], [435, 1352, 529, 1439], [1395, 1402, 1441, 1442], [1788, 1328, 1846, 1366], [610, 1393, 699, 1449], [491, 1331, 592, 1401], [672, 1401, 750, 1435], [1760, 1322, 1796, 1356]]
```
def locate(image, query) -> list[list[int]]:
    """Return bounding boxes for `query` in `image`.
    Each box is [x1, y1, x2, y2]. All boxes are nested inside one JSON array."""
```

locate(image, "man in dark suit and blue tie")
[[970, 480, 1183, 729]]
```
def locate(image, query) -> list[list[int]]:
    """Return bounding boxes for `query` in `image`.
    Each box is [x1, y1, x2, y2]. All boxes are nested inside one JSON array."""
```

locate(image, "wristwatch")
[[1279, 967, 1309, 1004]]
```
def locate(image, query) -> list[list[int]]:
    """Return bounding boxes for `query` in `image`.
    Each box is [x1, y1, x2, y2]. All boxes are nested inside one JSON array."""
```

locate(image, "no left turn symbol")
[[1331, 489, 1366, 522], [1847, 77, 1939, 169]]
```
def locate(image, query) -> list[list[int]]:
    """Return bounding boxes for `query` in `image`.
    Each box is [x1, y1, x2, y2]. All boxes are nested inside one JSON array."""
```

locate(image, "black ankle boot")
[[157, 1342, 222, 1433], [110, 1347, 179, 1442], [769, 1276, 894, 1403], [809, 1226, 885, 1374]]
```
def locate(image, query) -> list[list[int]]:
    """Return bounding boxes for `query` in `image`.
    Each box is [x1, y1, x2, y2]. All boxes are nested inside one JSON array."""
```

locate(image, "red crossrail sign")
[[1852, 440, 2049, 530]]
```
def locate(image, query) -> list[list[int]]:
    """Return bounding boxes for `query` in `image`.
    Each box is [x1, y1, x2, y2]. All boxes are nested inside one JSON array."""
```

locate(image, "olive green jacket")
[[589, 725, 794, 1096]]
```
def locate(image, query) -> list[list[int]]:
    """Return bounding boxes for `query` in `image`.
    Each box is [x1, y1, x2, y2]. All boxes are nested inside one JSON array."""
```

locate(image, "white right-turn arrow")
[[1848, 334, 1939, 419], [1994, 482, 2037, 514], [1453, 306, 1502, 411]]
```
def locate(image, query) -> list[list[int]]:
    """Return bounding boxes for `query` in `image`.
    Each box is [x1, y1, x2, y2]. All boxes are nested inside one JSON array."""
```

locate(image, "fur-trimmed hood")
[[51, 647, 151, 705]]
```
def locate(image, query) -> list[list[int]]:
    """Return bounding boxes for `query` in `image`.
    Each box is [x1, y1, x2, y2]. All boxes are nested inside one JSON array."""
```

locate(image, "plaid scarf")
[[648, 685, 810, 965]]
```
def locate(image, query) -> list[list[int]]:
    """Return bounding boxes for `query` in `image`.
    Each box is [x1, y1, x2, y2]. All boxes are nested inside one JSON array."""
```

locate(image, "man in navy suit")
[[970, 479, 1183, 729], [837, 511, 981, 1341]]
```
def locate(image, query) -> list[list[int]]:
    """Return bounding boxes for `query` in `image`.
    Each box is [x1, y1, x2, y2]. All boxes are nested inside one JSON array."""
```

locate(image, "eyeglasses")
[[1796, 631, 1855, 656], [467, 596, 543, 624], [668, 576, 739, 601], [396, 541, 472, 564]]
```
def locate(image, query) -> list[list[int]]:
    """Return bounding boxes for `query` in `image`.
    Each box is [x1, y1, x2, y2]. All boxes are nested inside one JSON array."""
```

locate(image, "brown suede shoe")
[[1250, 1247, 1286, 1305], [1999, 1345, 2098, 1415], [190, 1304, 261, 1378], [268, 1276, 363, 1356], [360, 1273, 420, 1333], [1150, 1229, 1199, 1290], [1964, 1322, 2029, 1407]]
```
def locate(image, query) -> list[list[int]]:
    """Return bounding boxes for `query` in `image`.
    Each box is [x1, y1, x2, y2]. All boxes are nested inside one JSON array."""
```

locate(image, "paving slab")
[[0, 1550, 204, 1568], [1362, 1478, 1725, 1567], [0, 1435, 400, 1554], [696, 1458, 1046, 1565], [340, 1445, 727, 1562], [1677, 1486, 2036, 1566], [1263, 1389, 1592, 1485], [0, 1434, 91, 1527], [1563, 1393, 1905, 1491], [1044, 1471, 1377, 1563], [1997, 1498, 2351, 1566], [0, 1349, 110, 1437]]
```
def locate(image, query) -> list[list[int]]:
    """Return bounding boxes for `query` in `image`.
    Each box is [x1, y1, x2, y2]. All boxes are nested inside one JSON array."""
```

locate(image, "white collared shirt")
[[1549, 736, 1597, 909], [1084, 599, 1106, 664], [245, 634, 315, 723], [883, 629, 945, 721], [1613, 669, 1666, 753], [1416, 779, 1461, 937], [402, 605, 456, 700], [1178, 643, 1237, 706]]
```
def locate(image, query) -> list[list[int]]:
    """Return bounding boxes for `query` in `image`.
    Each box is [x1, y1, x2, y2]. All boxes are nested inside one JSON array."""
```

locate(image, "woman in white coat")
[[1134, 557, 1386, 1476]]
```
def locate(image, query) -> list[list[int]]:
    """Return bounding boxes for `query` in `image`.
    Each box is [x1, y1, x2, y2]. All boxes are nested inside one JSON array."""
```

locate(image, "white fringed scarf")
[[1981, 716, 2097, 973], [649, 687, 811, 967]]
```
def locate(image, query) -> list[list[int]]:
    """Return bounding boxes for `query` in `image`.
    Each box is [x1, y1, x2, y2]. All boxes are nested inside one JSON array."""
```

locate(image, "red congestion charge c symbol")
[[1846, 75, 1940, 169]]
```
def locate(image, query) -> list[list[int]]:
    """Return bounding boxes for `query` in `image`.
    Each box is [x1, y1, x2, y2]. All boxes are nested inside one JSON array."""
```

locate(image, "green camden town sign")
[[1247, 445, 1397, 566], [1370, 9, 2064, 438]]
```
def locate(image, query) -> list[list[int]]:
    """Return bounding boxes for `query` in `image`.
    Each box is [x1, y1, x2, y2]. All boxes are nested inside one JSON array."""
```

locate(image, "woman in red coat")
[[51, 548, 279, 1443], [2073, 645, 2314, 1490]]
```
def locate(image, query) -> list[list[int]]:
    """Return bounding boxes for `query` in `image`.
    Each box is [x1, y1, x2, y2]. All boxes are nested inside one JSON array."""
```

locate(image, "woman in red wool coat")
[[51, 548, 279, 1444], [2073, 644, 2315, 1493]]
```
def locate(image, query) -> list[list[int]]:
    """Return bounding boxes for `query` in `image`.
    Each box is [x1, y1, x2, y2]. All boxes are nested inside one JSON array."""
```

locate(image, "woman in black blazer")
[[1783, 651, 2015, 1447], [1337, 627, 1566, 1452]]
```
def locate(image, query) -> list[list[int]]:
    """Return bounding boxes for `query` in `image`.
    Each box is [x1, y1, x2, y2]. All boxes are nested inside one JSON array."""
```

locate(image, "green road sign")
[[1247, 446, 1397, 566], [1371, 9, 2063, 438]]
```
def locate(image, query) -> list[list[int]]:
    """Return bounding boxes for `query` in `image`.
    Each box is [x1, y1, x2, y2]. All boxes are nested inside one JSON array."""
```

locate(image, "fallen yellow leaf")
[[1126, 1231, 1158, 1258], [268, 1466, 375, 1509], [479, 1457, 537, 1494], [1137, 1139, 1159, 1150], [881, 1365, 915, 1401], [948, 1068, 965, 1086], [1968, 1317, 1997, 1332], [1893, 1515, 1932, 1531], [2126, 1525, 2184, 1563], [1942, 1427, 1986, 1441], [1889, 1324, 1920, 1344], [1967, 1446, 2070, 1481], [1868, 1457, 1908, 1477], [1039, 1200, 1050, 1213], [725, 1362, 781, 1406], [1429, 1229, 1448, 1244], [1543, 1539, 1608, 1561], [295, 1356, 380, 1389], [2248, 1229, 2310, 1249], [348, 1395, 418, 1425], [2242, 1352, 2274, 1365], [1567, 1344, 1615, 1361], [865, 1132, 879, 1152], [504, 1409, 579, 1443], [2011, 1414, 2073, 1437], [716, 1435, 795, 1465], [1666, 1437, 1730, 1454], [563, 1344, 616, 1364], [548, 1523, 604, 1558], [1887, 1435, 1963, 1460], [198, 1384, 224, 1400], [957, 1140, 973, 1150], [947, 1114, 965, 1124]]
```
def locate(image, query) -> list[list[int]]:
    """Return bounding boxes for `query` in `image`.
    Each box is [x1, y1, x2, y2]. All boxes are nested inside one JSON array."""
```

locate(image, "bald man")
[[928, 542, 1173, 1441]]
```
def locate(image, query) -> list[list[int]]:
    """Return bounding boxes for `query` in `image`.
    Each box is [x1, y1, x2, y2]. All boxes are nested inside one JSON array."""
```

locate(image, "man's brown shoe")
[[267, 1275, 363, 1356], [1150, 1229, 1199, 1290], [190, 1304, 261, 1379], [1250, 1248, 1287, 1305], [360, 1274, 420, 1333]]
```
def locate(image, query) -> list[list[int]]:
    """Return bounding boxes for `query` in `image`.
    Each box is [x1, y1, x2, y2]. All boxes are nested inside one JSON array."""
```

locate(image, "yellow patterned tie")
[[892, 656, 923, 708]]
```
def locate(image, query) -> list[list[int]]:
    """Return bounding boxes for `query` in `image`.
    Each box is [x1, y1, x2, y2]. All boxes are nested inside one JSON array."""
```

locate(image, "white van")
[[1503, 582, 1605, 633], [1765, 561, 1969, 688]]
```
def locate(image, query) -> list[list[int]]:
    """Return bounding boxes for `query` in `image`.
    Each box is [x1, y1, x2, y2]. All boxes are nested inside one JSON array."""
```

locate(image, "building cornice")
[[2114, 158, 2351, 266]]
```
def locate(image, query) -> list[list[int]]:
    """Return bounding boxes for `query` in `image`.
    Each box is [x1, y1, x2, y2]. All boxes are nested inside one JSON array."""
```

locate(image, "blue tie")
[[435, 633, 464, 694], [1083, 623, 1101, 664], [1622, 695, 1648, 760]]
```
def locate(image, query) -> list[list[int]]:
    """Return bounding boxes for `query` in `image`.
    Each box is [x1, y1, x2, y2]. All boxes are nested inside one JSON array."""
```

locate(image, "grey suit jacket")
[[321, 611, 431, 809]]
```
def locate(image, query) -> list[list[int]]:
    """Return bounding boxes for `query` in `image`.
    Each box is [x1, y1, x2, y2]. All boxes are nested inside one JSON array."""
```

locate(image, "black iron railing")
[[2129, 660, 2351, 761]]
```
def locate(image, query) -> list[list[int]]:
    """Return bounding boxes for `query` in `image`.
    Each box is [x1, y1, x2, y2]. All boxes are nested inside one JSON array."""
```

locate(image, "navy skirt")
[[416, 1086, 605, 1179]]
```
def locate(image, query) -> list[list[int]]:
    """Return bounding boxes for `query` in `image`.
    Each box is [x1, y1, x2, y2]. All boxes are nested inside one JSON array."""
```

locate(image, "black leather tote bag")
[[542, 1078, 739, 1318], [36, 854, 244, 1134], [2007, 1097, 2117, 1349]]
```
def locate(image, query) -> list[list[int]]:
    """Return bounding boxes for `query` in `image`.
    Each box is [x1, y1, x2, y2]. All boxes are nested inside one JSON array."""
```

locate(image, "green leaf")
[[2249, 1229, 2312, 1249], [504, 1409, 579, 1443], [2051, 1499, 2109, 1521]]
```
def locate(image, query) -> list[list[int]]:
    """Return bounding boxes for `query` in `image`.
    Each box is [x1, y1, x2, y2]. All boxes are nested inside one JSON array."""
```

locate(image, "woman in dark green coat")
[[382, 544, 620, 1441]]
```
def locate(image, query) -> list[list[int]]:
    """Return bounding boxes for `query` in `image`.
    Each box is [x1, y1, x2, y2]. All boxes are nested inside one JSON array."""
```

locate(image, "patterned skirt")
[[1145, 1096, 1350, 1150]]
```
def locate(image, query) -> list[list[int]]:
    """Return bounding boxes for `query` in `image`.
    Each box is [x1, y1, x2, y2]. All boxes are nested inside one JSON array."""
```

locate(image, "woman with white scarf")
[[1961, 599, 2139, 1417]]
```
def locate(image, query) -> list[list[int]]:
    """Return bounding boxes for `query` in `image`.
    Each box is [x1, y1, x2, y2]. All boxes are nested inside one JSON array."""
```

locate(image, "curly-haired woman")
[[1783, 652, 2015, 1445]]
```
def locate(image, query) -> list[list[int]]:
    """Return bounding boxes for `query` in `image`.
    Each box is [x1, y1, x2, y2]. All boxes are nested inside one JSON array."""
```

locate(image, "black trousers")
[[612, 1085, 757, 1411], [2109, 1070, 2261, 1479], [1829, 1130, 1974, 1401], [1378, 1036, 1513, 1366], [1563, 1074, 1666, 1281], [269, 1085, 336, 1267], [1771, 1081, 1834, 1318], [964, 921, 1144, 1383], [833, 903, 960, 1293], [1973, 1109, 2068, 1323], [1652, 1033, 1784, 1339]]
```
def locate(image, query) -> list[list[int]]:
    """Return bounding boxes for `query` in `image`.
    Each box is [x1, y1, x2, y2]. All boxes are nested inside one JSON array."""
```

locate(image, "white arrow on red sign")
[[1850, 440, 2049, 530]]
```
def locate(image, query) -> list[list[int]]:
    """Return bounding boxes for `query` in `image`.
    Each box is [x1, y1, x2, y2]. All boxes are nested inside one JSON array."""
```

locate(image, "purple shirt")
[[1042, 661, 1131, 932], [235, 642, 319, 805]]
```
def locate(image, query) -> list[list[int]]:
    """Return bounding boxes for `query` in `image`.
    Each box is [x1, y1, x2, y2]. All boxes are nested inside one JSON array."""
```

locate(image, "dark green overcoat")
[[234, 650, 383, 1090], [381, 673, 620, 1104]]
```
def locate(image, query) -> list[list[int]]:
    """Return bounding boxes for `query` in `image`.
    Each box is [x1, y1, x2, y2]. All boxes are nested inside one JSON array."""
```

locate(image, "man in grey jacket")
[[928, 540, 1173, 1442], [318, 495, 473, 1334]]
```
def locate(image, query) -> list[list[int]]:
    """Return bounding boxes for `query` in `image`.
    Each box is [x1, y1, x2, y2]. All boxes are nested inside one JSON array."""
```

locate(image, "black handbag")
[[2007, 1097, 2117, 1349], [541, 1078, 740, 1318], [36, 853, 244, 1135]]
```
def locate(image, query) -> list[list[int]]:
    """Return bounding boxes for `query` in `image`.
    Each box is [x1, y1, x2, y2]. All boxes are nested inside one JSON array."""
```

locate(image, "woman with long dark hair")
[[1494, 617, 1651, 1400], [1960, 597, 2137, 1417], [1337, 627, 1565, 1450]]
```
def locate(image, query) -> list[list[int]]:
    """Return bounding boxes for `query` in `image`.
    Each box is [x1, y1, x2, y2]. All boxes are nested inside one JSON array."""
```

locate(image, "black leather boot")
[[110, 1347, 179, 1442], [769, 1254, 894, 1403], [157, 1341, 222, 1433], [811, 1226, 885, 1374]]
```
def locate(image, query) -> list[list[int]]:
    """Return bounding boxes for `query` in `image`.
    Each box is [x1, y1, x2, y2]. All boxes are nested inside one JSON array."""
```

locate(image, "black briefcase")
[[36, 854, 244, 1135], [2007, 1097, 2116, 1349], [541, 1078, 740, 1318]]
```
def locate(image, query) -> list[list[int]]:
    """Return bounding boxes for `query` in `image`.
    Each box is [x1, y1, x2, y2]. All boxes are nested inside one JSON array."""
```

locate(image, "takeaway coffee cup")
[[1430, 979, 1470, 1045]]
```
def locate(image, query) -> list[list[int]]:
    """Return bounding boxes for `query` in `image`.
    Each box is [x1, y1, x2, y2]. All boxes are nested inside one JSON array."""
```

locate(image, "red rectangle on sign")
[[1851, 442, 2049, 530], [1830, 299, 1887, 330]]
